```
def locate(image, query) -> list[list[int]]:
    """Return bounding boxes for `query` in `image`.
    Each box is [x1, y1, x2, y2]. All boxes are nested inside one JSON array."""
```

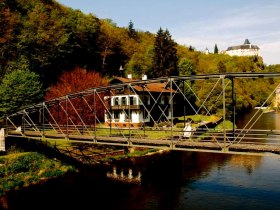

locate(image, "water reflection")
[[1, 151, 280, 210], [234, 110, 280, 146], [228, 155, 263, 174], [102, 151, 280, 210], [106, 167, 141, 184], [236, 109, 280, 130]]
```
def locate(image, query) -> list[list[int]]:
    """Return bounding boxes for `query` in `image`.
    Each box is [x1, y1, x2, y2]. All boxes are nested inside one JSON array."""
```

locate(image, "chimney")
[[127, 73, 132, 79], [142, 74, 147, 80]]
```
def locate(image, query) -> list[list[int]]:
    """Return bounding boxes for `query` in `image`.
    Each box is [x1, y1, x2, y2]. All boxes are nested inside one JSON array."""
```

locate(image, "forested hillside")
[[1, 0, 280, 119]]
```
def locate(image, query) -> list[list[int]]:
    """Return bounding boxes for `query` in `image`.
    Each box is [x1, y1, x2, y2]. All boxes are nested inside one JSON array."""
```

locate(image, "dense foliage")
[[0, 69, 43, 116], [0, 0, 280, 120], [45, 67, 109, 124], [0, 151, 75, 196], [152, 28, 178, 77]]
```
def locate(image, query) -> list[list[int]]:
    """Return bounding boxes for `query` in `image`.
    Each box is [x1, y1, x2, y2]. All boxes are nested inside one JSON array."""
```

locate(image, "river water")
[[236, 109, 280, 130], [1, 112, 280, 210]]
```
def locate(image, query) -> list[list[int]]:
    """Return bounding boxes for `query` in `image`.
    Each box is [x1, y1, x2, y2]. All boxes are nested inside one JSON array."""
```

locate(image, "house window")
[[161, 96, 169, 104], [130, 96, 137, 105], [145, 96, 150, 105], [129, 96, 134, 105], [122, 97, 127, 105], [114, 97, 119, 106], [124, 110, 132, 121], [113, 111, 120, 119], [141, 95, 150, 105]]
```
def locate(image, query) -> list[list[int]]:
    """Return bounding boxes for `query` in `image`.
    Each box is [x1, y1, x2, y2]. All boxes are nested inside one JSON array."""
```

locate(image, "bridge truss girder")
[[5, 73, 280, 156]]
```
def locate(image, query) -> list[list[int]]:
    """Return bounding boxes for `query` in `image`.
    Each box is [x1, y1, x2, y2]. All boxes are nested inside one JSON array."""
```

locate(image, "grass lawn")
[[0, 151, 76, 196]]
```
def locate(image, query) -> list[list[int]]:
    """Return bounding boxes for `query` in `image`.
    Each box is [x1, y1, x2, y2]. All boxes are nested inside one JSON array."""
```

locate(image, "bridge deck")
[[7, 131, 280, 156], [5, 73, 280, 156]]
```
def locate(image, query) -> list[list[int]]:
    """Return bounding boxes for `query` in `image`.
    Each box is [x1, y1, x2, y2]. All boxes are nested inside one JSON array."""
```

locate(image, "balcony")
[[108, 105, 141, 110]]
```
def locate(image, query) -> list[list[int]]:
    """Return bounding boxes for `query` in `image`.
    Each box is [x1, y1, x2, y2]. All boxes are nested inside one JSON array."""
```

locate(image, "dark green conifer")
[[152, 28, 178, 77], [128, 20, 138, 40], [214, 43, 219, 54]]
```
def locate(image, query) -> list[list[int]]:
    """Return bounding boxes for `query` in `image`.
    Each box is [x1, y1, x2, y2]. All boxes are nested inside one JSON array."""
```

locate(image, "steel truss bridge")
[[4, 73, 280, 156]]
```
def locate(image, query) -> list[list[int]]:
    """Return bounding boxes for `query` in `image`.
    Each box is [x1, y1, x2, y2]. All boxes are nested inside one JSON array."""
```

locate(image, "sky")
[[56, 0, 280, 65]]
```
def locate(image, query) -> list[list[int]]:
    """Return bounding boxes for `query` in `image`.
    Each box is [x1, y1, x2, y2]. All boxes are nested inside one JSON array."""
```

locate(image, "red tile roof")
[[112, 77, 176, 93]]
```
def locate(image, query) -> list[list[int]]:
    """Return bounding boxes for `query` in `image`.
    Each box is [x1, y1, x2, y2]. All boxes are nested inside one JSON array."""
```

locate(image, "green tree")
[[98, 19, 124, 75], [189, 45, 194, 51], [152, 28, 178, 77], [0, 5, 20, 80], [126, 46, 153, 78], [18, 4, 100, 85], [178, 58, 195, 76], [217, 60, 226, 73], [214, 44, 219, 54], [0, 69, 43, 117], [127, 20, 138, 40]]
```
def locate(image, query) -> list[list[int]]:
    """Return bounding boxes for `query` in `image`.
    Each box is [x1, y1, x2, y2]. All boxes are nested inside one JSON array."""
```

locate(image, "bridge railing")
[[5, 73, 280, 155]]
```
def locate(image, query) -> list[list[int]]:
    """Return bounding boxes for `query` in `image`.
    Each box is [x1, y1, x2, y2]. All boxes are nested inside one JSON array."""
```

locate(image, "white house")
[[104, 94, 151, 128], [226, 39, 260, 57], [104, 75, 176, 127]]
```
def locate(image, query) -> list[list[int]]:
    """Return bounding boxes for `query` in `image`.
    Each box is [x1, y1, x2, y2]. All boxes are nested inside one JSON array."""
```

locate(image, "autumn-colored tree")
[[124, 31, 154, 78], [217, 60, 226, 73], [0, 5, 19, 79], [17, 3, 100, 85], [0, 0, 275, 120], [98, 19, 124, 75], [44, 67, 109, 126]]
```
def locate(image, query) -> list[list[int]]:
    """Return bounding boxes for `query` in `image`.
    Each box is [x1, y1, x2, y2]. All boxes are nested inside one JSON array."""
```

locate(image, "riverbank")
[[0, 151, 76, 197], [0, 139, 164, 197]]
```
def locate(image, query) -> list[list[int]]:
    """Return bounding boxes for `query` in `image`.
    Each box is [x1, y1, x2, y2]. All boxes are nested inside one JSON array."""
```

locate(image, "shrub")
[[0, 152, 75, 196]]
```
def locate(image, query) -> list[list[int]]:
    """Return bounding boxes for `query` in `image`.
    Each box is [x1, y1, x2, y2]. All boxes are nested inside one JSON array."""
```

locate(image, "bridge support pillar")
[[124, 146, 135, 154], [0, 128, 5, 152], [221, 147, 229, 153], [128, 147, 135, 153]]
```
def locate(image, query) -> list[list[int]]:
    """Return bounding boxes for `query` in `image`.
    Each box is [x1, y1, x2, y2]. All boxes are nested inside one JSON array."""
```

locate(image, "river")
[[1, 111, 280, 210]]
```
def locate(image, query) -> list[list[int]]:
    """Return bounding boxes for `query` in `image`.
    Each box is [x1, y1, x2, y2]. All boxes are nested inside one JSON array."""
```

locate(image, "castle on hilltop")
[[225, 39, 260, 57], [204, 39, 260, 57]]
